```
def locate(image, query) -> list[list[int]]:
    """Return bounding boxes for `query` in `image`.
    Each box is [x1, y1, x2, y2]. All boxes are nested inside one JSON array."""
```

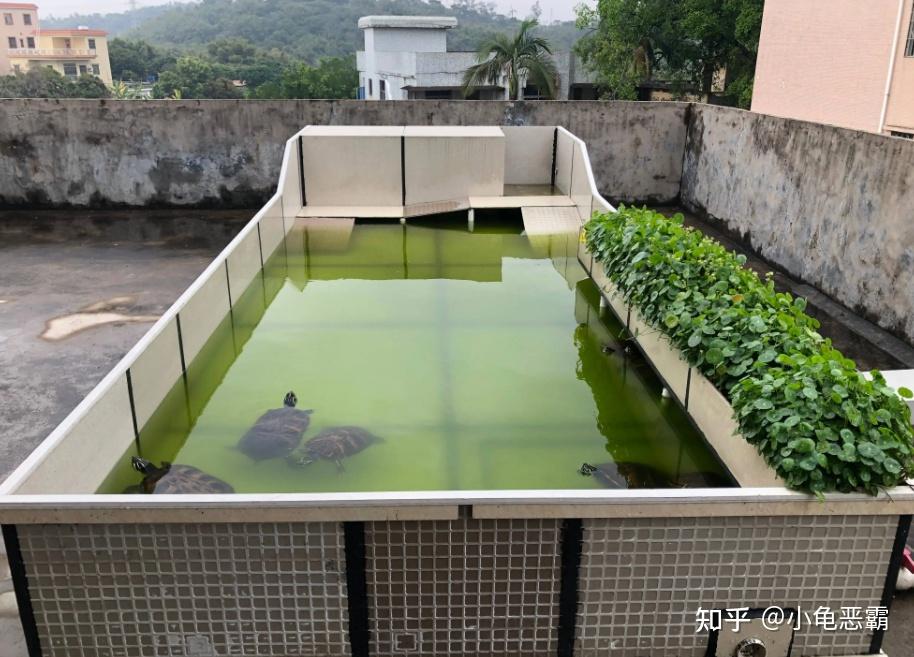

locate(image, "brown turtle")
[[237, 391, 312, 461], [125, 457, 234, 494], [289, 426, 380, 471]]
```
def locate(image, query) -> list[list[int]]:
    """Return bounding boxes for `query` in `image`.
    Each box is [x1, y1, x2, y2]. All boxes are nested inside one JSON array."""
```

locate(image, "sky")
[[38, 0, 581, 22]]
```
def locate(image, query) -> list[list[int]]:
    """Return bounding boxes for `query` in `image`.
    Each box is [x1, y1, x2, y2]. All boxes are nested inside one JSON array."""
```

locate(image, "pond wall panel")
[[179, 267, 233, 367], [226, 226, 263, 306], [15, 377, 135, 495], [502, 126, 554, 186], [16, 521, 352, 657], [257, 197, 286, 262], [687, 371, 782, 488], [129, 319, 182, 429], [576, 514, 896, 657]]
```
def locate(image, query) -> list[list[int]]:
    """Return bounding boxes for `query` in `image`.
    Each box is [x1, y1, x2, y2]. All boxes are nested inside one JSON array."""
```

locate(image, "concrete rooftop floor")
[[1, 207, 913, 656]]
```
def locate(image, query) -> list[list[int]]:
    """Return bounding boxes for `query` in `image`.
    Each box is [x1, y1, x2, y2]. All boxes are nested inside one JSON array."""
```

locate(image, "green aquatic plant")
[[585, 206, 914, 497]]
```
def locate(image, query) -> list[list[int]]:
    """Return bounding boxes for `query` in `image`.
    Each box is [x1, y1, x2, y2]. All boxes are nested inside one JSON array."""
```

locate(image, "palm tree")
[[462, 19, 558, 100]]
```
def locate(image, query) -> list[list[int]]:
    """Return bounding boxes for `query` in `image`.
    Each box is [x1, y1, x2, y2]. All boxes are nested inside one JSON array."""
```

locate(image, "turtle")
[[289, 426, 380, 471], [237, 391, 313, 461], [125, 456, 234, 494]]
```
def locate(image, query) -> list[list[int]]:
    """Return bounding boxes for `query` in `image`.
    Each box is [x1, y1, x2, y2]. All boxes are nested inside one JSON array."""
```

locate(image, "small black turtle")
[[237, 391, 312, 461], [289, 426, 380, 471], [126, 457, 234, 494]]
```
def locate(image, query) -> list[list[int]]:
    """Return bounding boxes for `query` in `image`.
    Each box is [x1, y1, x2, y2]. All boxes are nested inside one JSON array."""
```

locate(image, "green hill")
[[40, 4, 178, 35], [45, 0, 582, 63]]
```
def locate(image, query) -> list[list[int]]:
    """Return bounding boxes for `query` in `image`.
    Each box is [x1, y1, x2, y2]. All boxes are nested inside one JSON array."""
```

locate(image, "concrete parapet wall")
[[680, 104, 914, 346], [0, 99, 688, 208], [2, 98, 914, 345]]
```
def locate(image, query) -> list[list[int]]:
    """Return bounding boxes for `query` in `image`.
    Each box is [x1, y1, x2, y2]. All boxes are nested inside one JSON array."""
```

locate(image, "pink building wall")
[[884, 1, 914, 134], [751, 0, 907, 134], [0, 2, 39, 75]]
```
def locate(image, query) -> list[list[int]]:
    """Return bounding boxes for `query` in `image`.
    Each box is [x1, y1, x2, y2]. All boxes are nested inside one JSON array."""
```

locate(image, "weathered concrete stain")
[[680, 104, 914, 346], [0, 99, 689, 208], [40, 295, 158, 341]]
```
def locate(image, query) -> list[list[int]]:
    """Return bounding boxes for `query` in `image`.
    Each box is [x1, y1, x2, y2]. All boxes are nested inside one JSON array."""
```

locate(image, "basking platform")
[[297, 193, 575, 219]]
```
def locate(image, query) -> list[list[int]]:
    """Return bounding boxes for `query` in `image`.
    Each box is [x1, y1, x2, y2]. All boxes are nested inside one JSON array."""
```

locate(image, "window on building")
[[13, 64, 20, 73], [26, 37, 34, 48], [79, 64, 87, 75], [88, 38, 96, 50], [424, 89, 454, 100], [23, 13, 31, 25], [368, 78, 373, 97], [2, 13, 13, 25], [907, 2, 914, 57], [7, 36, 16, 49], [63, 62, 78, 78], [890, 130, 914, 140], [379, 79, 387, 100], [92, 64, 100, 75]]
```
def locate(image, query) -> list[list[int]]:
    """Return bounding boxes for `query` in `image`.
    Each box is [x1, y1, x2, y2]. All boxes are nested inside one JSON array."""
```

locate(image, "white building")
[[356, 15, 597, 101]]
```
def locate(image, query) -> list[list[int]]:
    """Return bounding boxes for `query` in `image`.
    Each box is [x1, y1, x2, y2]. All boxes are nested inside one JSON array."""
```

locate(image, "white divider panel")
[[554, 130, 574, 196], [129, 318, 183, 428], [16, 376, 135, 494], [302, 126, 404, 208], [688, 372, 783, 487], [404, 127, 505, 206], [279, 131, 304, 218], [227, 225, 263, 303], [179, 265, 232, 365], [258, 196, 286, 263], [629, 308, 690, 404], [502, 126, 555, 186], [570, 142, 594, 223]]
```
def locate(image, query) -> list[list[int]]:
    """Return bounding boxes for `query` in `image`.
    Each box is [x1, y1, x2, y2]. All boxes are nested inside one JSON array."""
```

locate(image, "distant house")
[[355, 15, 598, 101], [0, 2, 113, 85], [752, 0, 914, 137]]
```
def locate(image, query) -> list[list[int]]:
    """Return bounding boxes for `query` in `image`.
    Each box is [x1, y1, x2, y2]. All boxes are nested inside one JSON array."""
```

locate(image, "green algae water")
[[100, 214, 733, 494]]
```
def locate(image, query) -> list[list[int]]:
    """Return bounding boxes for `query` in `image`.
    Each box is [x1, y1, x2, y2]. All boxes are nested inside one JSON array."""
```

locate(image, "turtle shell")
[[238, 406, 312, 460], [122, 465, 234, 494], [305, 426, 380, 461]]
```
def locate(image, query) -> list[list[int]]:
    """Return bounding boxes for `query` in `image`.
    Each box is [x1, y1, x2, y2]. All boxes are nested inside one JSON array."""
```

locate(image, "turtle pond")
[[99, 214, 734, 494]]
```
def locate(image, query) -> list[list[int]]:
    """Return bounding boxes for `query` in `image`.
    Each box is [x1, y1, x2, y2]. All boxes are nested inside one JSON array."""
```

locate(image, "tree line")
[[1, 0, 764, 107], [110, 37, 358, 99]]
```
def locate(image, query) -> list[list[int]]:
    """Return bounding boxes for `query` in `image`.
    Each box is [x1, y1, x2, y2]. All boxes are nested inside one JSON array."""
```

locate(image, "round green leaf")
[[705, 348, 724, 366]]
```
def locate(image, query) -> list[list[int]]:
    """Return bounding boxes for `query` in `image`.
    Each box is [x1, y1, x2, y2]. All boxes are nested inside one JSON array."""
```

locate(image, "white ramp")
[[521, 206, 583, 236], [521, 206, 587, 287]]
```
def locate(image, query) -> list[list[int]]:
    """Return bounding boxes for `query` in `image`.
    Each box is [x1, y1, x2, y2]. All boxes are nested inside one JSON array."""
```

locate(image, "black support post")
[[551, 127, 558, 188], [2, 525, 43, 657], [557, 518, 584, 657], [400, 135, 407, 207], [344, 521, 371, 657], [870, 514, 912, 654], [125, 369, 140, 450]]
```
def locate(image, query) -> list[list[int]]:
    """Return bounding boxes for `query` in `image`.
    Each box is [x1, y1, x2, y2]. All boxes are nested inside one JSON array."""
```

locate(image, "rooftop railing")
[[6, 47, 95, 58]]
